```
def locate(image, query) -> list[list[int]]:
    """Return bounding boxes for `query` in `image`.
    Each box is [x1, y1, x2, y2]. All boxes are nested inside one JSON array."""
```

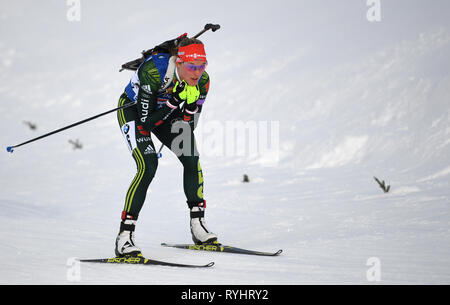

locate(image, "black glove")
[[182, 99, 199, 122]]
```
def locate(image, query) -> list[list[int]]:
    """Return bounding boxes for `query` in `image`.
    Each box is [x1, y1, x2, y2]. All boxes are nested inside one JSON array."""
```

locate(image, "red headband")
[[177, 44, 207, 62]]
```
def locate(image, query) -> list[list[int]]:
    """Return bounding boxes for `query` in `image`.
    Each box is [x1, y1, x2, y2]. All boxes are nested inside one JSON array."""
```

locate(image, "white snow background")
[[0, 0, 449, 284]]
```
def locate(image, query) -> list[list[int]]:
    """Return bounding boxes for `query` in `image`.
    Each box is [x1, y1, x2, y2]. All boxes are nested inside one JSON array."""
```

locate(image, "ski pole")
[[6, 101, 137, 153], [157, 143, 164, 159]]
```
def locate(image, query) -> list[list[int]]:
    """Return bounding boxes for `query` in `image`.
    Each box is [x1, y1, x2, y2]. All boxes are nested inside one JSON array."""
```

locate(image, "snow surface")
[[1, 0, 449, 284]]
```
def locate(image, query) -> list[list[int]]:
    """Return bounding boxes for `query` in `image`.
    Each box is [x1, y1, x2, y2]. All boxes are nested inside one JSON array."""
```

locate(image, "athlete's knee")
[[141, 153, 158, 180], [131, 150, 158, 185]]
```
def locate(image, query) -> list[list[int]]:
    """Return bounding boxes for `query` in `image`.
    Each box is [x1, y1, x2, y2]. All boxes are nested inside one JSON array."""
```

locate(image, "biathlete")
[[115, 37, 217, 257]]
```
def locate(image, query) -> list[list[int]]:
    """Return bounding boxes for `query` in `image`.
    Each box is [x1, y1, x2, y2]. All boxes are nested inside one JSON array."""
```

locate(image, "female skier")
[[115, 38, 217, 257]]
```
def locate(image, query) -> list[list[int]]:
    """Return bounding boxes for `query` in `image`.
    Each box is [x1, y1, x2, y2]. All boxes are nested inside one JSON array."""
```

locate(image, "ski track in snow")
[[0, 163, 448, 284]]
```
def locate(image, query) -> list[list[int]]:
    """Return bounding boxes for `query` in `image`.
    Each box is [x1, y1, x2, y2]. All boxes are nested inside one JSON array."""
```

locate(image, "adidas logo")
[[144, 144, 156, 155]]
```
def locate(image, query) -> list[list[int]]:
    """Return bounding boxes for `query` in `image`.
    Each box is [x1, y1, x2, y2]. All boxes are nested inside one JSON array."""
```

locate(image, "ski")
[[78, 255, 214, 268], [161, 242, 283, 257]]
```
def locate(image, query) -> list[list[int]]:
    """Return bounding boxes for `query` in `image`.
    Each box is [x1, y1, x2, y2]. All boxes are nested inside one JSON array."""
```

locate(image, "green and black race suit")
[[117, 53, 210, 218]]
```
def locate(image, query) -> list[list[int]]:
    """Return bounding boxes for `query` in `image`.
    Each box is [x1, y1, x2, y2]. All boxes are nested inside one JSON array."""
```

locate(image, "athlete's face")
[[176, 59, 207, 86]]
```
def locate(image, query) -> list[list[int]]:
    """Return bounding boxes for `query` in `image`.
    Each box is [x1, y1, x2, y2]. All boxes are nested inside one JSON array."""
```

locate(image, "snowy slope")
[[1, 1, 449, 284]]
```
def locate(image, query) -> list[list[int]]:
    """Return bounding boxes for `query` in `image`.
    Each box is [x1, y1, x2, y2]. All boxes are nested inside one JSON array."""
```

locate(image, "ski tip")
[[6, 146, 14, 153], [206, 262, 215, 267], [275, 249, 283, 256]]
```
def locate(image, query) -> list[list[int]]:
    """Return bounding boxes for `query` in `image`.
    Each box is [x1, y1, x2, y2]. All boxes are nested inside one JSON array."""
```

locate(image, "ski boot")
[[188, 200, 218, 245], [115, 213, 142, 257]]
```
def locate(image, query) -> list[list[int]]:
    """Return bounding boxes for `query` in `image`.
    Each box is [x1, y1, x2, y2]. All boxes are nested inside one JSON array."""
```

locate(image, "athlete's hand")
[[170, 80, 200, 106]]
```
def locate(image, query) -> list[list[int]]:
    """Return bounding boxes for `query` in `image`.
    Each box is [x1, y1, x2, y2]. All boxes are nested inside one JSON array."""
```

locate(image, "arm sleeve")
[[136, 62, 178, 131]]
